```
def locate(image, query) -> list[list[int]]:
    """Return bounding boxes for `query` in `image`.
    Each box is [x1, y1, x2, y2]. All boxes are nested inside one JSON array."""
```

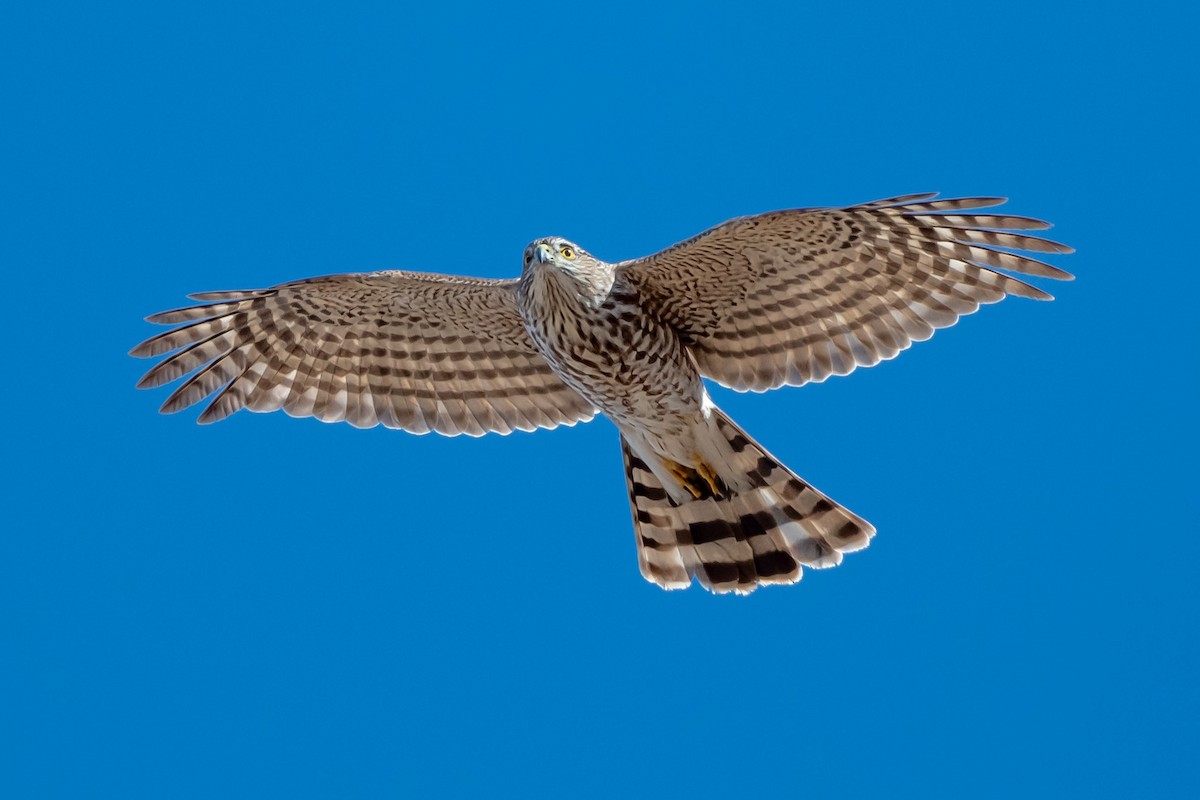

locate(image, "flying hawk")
[[132, 193, 1072, 594]]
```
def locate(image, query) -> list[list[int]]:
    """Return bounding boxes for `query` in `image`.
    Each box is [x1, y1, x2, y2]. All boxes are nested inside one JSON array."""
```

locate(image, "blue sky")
[[2, 1, 1197, 797]]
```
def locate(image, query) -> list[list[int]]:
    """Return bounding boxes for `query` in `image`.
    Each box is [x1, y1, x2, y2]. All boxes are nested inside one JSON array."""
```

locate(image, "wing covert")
[[131, 270, 596, 435]]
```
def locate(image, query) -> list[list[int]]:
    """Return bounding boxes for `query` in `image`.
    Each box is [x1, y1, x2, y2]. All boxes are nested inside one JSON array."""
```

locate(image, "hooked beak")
[[534, 243, 554, 264]]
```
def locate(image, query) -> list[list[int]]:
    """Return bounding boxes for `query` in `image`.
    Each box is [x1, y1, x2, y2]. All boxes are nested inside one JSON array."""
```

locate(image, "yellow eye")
[[560, 246, 575, 259]]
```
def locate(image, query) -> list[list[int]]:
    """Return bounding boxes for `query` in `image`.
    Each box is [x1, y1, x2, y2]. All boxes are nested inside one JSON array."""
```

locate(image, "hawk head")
[[523, 237, 603, 275], [522, 237, 615, 302]]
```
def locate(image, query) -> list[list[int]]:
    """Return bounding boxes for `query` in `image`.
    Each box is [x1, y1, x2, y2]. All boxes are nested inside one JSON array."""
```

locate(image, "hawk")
[[131, 193, 1072, 594]]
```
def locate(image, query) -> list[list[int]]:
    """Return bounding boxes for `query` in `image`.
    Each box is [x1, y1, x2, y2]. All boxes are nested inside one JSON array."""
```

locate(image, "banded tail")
[[622, 410, 875, 594]]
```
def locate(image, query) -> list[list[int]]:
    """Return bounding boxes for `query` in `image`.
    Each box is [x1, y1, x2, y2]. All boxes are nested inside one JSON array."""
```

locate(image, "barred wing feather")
[[621, 194, 1073, 392], [131, 271, 596, 436]]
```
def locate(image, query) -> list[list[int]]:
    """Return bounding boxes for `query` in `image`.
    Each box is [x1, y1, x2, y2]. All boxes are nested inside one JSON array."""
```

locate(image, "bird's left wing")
[[619, 193, 1073, 392], [131, 270, 596, 436]]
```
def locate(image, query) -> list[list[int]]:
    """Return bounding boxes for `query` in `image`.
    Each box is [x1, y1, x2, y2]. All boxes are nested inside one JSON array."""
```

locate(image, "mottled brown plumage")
[[132, 273, 595, 435], [132, 193, 1072, 594]]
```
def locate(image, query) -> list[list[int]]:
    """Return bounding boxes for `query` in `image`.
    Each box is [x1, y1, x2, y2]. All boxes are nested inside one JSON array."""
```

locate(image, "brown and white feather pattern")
[[623, 412, 873, 594], [132, 193, 1071, 595], [622, 194, 1073, 392], [131, 271, 596, 435]]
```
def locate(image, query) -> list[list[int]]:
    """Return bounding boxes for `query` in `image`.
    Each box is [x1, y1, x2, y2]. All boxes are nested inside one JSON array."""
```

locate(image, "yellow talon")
[[696, 461, 724, 496], [665, 460, 704, 499], [664, 458, 726, 500]]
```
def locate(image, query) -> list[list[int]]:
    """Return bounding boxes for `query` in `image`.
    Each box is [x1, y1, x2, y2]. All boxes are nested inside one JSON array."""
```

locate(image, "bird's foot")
[[664, 458, 728, 500]]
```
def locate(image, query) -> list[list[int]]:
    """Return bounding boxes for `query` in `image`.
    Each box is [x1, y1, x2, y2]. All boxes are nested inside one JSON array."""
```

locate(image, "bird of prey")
[[131, 193, 1072, 594]]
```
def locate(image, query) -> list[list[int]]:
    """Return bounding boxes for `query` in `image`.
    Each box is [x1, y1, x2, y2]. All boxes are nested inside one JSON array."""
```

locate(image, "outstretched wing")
[[131, 270, 596, 436], [620, 193, 1073, 392]]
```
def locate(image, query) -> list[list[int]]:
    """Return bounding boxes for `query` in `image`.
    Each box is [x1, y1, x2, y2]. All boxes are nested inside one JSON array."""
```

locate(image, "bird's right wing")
[[131, 270, 596, 436]]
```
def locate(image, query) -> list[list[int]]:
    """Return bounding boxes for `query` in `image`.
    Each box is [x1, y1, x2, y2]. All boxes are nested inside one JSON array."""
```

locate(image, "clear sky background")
[[2, 1, 1197, 797]]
